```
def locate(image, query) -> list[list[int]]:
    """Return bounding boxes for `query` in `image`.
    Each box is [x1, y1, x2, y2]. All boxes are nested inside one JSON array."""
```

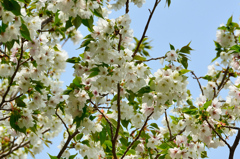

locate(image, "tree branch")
[[4, 93, 23, 103], [132, 0, 161, 57], [136, 55, 166, 63], [170, 126, 186, 141], [229, 127, 240, 159], [55, 109, 70, 136], [41, 16, 53, 29], [57, 130, 79, 159], [121, 112, 154, 159], [165, 109, 173, 139], [218, 66, 229, 91], [112, 83, 121, 159], [0, 116, 10, 121], [205, 119, 231, 149], [191, 71, 204, 96], [0, 39, 25, 108], [90, 100, 114, 141], [125, 0, 129, 14]]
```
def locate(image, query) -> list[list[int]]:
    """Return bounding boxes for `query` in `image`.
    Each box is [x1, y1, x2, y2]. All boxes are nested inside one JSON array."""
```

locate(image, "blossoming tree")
[[0, 0, 240, 159]]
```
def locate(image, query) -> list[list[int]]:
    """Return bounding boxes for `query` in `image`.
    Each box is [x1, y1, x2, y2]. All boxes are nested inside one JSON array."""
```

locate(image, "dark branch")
[[165, 109, 173, 139], [0, 39, 25, 108], [170, 126, 186, 141], [41, 16, 53, 29], [112, 83, 121, 159], [121, 112, 154, 159], [205, 119, 231, 149], [132, 0, 161, 57], [136, 55, 166, 63], [191, 71, 204, 96], [125, 0, 129, 14], [57, 130, 79, 159], [55, 110, 70, 136]]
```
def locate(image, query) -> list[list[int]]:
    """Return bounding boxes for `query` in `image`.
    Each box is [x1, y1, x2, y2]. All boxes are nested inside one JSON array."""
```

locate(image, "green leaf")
[[31, 80, 45, 94], [15, 97, 26, 108], [82, 16, 94, 32], [180, 56, 188, 69], [166, 0, 171, 7], [2, 0, 21, 16], [69, 153, 78, 159], [65, 17, 73, 30], [73, 15, 82, 29], [201, 151, 208, 158], [180, 42, 193, 54], [100, 129, 107, 145], [104, 140, 112, 150], [182, 106, 198, 115], [79, 38, 93, 48], [0, 23, 8, 34], [5, 40, 16, 51], [202, 75, 212, 81], [20, 22, 31, 41], [73, 76, 82, 87], [169, 43, 175, 50], [75, 133, 83, 141], [150, 123, 159, 130], [133, 55, 146, 61], [48, 154, 58, 159], [82, 140, 90, 146], [88, 67, 100, 78], [10, 111, 26, 133], [121, 120, 130, 129], [227, 16, 233, 26], [137, 86, 151, 96], [92, 7, 104, 18], [66, 57, 81, 63], [109, 118, 124, 135], [202, 100, 212, 110], [179, 69, 190, 75], [63, 89, 72, 95], [230, 45, 240, 53]]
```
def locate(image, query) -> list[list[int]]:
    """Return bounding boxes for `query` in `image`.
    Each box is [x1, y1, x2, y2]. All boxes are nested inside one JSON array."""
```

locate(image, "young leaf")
[[82, 16, 94, 32], [2, 0, 21, 16], [20, 23, 32, 41], [73, 15, 82, 29]]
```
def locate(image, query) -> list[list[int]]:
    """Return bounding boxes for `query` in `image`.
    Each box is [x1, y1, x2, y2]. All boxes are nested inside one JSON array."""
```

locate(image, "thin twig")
[[112, 83, 121, 159], [191, 71, 204, 96], [205, 119, 231, 149], [165, 109, 173, 139], [170, 126, 186, 141], [57, 130, 79, 159], [90, 100, 114, 140], [0, 49, 9, 58], [61, 37, 70, 48], [5, 93, 23, 103], [96, 106, 111, 109], [121, 112, 154, 159], [55, 110, 70, 136], [0, 116, 10, 121], [222, 125, 240, 130], [20, 57, 31, 65], [136, 55, 166, 63], [218, 66, 229, 91], [41, 16, 53, 29], [132, 0, 161, 57], [0, 39, 25, 108]]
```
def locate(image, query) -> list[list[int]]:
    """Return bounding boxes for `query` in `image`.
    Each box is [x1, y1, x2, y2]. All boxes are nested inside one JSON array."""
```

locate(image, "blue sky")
[[32, 0, 240, 158]]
